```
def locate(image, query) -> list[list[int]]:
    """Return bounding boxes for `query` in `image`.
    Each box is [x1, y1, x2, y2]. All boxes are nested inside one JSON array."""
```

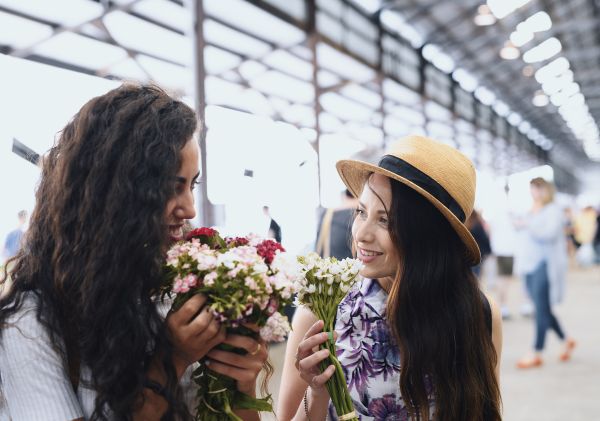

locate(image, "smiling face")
[[352, 173, 400, 282], [164, 138, 200, 242]]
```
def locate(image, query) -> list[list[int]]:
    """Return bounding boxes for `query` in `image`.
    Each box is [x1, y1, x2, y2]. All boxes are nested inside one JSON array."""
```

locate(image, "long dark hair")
[[0, 84, 197, 420], [370, 177, 501, 420]]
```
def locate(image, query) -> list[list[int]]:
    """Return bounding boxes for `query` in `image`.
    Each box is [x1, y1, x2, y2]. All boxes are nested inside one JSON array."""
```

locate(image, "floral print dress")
[[327, 278, 435, 421]]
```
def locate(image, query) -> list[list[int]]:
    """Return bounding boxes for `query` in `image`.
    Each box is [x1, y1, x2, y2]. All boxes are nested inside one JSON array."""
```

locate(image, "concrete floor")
[[260, 264, 600, 420], [497, 264, 600, 421]]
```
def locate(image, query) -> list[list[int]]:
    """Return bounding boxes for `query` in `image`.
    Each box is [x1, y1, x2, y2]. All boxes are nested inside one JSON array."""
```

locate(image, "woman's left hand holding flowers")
[[205, 324, 269, 396]]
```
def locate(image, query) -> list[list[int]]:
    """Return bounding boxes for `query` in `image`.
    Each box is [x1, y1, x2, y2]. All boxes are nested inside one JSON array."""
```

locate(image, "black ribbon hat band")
[[378, 155, 466, 222]]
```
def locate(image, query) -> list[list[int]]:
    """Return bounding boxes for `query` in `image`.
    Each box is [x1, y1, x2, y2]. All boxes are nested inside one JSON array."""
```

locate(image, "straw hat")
[[336, 135, 481, 264]]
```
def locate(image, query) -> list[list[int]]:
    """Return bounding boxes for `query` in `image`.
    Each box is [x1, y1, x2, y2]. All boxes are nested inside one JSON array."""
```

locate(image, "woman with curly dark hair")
[[0, 84, 268, 420]]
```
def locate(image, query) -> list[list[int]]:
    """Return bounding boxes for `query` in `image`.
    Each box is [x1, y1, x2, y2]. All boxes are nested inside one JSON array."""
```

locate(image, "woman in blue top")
[[278, 135, 502, 421], [514, 177, 575, 369]]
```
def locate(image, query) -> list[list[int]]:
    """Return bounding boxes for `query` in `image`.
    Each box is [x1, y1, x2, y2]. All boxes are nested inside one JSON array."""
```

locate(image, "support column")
[[192, 0, 215, 226], [307, 0, 323, 205]]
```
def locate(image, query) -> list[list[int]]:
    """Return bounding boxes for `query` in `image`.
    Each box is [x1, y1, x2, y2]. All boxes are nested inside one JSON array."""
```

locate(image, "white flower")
[[203, 271, 218, 287], [329, 263, 342, 275], [217, 251, 237, 269], [253, 263, 268, 275]]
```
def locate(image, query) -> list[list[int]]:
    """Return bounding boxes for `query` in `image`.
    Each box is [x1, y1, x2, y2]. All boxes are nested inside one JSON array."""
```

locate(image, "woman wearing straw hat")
[[278, 135, 502, 420]]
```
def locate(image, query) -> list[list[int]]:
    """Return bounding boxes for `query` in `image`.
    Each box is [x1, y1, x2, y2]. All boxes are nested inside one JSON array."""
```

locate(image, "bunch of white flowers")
[[294, 253, 363, 421], [295, 253, 363, 312]]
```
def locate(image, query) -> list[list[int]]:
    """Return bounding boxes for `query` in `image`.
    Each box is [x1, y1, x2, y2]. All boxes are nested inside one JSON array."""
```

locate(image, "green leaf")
[[231, 391, 273, 411]]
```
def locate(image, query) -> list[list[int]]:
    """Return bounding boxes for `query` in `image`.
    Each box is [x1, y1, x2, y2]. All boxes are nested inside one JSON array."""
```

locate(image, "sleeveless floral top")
[[328, 278, 435, 420]]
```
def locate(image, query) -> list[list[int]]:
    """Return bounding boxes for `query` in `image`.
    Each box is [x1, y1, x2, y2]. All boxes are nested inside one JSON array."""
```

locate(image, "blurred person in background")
[[314, 189, 358, 260], [573, 205, 598, 267], [0, 84, 267, 421], [263, 205, 282, 243], [486, 190, 517, 320], [563, 207, 580, 260], [594, 207, 600, 263], [2, 210, 27, 265], [514, 177, 575, 369], [466, 209, 491, 278]]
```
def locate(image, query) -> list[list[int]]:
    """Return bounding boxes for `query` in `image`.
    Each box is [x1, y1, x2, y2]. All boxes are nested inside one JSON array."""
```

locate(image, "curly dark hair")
[[0, 84, 198, 420]]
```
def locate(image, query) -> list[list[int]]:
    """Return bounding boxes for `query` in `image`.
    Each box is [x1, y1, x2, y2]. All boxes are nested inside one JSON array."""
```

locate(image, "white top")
[[0, 295, 197, 421], [486, 205, 516, 257], [513, 202, 568, 303]]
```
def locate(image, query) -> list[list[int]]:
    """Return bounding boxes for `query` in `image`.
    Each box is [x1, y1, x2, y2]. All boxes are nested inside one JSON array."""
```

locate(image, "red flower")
[[225, 236, 250, 247], [256, 239, 285, 264], [186, 227, 218, 240]]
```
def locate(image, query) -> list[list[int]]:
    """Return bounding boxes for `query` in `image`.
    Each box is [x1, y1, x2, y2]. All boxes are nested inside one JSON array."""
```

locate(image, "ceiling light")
[[522, 11, 552, 32], [551, 83, 581, 107], [561, 82, 580, 97], [508, 112, 522, 126], [534, 57, 570, 83], [518, 120, 531, 133], [474, 86, 496, 105], [527, 128, 540, 140], [474, 4, 497, 26], [523, 37, 562, 63], [522, 65, 535, 77], [487, 0, 532, 19], [500, 41, 520, 60], [422, 44, 455, 73], [532, 90, 549, 107], [551, 92, 568, 107], [559, 102, 588, 119], [510, 12, 552, 48], [540, 139, 554, 150], [380, 10, 424, 48], [541, 70, 573, 95], [510, 30, 533, 47], [452, 68, 478, 92], [562, 93, 585, 108], [493, 101, 510, 116]]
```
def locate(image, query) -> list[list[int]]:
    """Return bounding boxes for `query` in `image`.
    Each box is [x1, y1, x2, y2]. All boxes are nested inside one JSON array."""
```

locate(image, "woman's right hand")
[[166, 293, 226, 377], [295, 319, 336, 391]]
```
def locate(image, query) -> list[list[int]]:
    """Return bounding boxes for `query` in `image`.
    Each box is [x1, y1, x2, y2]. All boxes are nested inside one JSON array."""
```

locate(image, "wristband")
[[303, 388, 311, 421]]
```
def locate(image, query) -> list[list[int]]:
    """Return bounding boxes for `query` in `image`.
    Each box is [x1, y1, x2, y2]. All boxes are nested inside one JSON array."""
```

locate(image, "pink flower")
[[246, 276, 264, 291], [204, 271, 217, 286], [183, 274, 198, 289], [265, 297, 278, 316], [260, 312, 291, 342], [173, 275, 190, 294]]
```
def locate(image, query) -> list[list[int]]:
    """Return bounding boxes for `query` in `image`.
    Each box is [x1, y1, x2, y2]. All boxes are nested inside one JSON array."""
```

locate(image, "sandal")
[[516, 356, 543, 369], [559, 339, 576, 362]]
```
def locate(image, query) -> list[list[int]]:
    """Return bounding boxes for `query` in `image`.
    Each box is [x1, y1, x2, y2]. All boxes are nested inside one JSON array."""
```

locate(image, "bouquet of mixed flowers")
[[295, 253, 363, 421], [162, 227, 299, 420]]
